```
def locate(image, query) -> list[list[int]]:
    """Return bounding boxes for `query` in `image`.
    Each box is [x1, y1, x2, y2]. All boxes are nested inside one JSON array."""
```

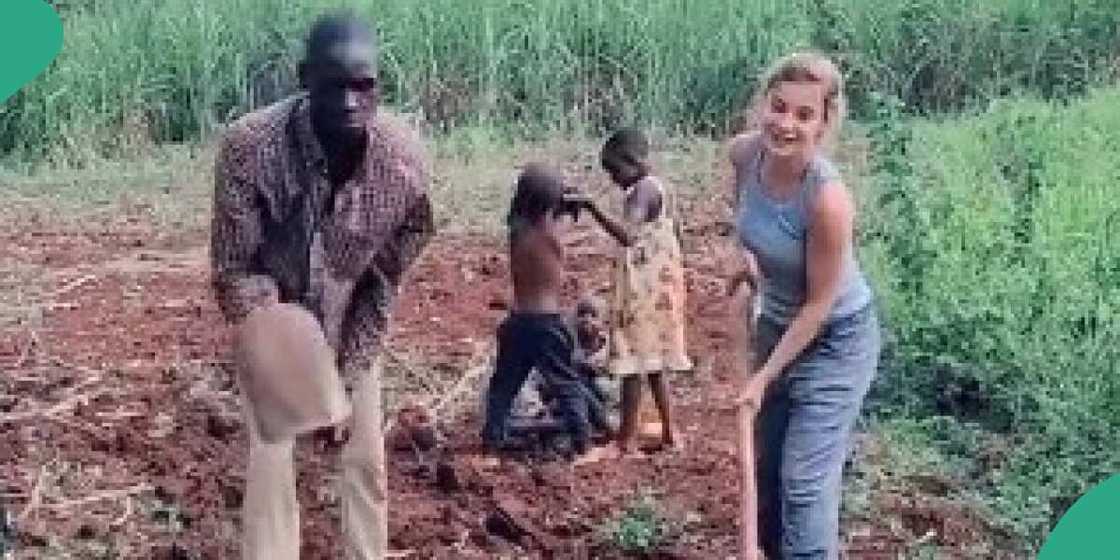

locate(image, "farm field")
[[2, 1, 1118, 558]]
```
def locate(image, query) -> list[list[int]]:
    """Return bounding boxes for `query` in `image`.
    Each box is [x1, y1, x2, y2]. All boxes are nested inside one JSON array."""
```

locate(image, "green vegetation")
[[4, 0, 1118, 168], [858, 85, 1120, 551], [598, 488, 675, 554]]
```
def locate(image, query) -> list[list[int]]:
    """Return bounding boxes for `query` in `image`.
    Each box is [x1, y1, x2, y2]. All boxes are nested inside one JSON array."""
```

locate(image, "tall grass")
[[3, 0, 1118, 169], [858, 85, 1120, 549]]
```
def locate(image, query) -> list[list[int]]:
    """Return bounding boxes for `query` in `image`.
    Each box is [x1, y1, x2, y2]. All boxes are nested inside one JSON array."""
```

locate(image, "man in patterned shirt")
[[210, 12, 434, 560]]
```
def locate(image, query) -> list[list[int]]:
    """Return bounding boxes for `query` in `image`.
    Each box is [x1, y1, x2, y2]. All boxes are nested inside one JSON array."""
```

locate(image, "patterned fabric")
[[607, 176, 692, 376], [211, 92, 434, 378]]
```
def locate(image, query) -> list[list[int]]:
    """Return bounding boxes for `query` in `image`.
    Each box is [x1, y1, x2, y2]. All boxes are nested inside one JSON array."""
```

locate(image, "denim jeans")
[[538, 363, 613, 436], [482, 312, 592, 453], [752, 304, 881, 559]]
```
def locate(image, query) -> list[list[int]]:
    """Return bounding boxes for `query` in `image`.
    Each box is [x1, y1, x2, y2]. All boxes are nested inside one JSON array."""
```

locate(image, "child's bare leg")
[[616, 376, 643, 454], [648, 373, 678, 449]]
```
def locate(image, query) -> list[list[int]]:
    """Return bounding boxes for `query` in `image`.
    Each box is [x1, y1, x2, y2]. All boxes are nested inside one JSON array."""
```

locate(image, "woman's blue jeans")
[[751, 304, 881, 559]]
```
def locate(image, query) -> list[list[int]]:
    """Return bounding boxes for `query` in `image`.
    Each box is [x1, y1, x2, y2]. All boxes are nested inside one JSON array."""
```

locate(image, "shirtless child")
[[480, 163, 611, 465]]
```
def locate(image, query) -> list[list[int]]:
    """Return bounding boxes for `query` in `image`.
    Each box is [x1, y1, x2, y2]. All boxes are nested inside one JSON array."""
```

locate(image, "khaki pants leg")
[[239, 388, 301, 560], [339, 359, 388, 560]]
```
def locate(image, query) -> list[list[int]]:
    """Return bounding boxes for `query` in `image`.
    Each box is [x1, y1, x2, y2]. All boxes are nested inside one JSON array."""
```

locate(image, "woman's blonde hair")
[[743, 51, 848, 151]]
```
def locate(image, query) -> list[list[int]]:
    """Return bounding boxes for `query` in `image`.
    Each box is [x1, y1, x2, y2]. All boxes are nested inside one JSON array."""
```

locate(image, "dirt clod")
[[435, 461, 461, 494], [76, 524, 96, 540]]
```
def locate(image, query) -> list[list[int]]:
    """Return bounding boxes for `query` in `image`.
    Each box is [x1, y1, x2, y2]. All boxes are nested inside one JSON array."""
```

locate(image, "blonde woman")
[[727, 52, 881, 559]]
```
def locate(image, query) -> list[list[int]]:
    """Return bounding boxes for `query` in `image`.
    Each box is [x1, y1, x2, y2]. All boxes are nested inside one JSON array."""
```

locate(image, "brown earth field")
[[0, 144, 1007, 559]]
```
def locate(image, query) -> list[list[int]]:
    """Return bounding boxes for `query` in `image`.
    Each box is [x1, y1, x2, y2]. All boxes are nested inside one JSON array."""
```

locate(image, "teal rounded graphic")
[[1038, 474, 1120, 559], [1, 0, 63, 102]]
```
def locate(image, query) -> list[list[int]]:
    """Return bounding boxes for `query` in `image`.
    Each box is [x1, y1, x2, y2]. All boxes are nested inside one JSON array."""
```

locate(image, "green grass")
[[4, 0, 1118, 169], [858, 85, 1120, 552]]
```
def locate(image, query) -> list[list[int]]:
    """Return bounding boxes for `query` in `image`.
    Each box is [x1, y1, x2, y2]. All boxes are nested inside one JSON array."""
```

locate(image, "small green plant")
[[599, 488, 672, 555], [910, 541, 943, 560]]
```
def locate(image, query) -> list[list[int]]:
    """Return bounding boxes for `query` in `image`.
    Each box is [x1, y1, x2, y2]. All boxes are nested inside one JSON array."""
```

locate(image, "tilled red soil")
[[1, 198, 969, 559]]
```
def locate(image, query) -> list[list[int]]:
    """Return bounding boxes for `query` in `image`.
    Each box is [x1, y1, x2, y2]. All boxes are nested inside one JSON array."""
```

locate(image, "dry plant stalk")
[[425, 341, 491, 420], [383, 341, 492, 435], [0, 359, 107, 424], [45, 483, 153, 512]]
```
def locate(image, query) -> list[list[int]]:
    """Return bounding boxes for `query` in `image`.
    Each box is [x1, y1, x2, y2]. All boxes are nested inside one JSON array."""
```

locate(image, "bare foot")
[[640, 421, 663, 440], [571, 445, 613, 467], [620, 448, 646, 460], [606, 442, 647, 460], [468, 453, 501, 470], [384, 550, 417, 559]]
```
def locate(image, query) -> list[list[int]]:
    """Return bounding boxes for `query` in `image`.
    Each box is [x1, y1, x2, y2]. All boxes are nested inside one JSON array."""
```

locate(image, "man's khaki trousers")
[[237, 361, 387, 560]]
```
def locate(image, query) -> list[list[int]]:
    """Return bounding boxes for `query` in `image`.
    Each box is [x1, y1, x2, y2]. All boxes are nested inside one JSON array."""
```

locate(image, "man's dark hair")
[[507, 163, 567, 229], [304, 11, 376, 63]]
